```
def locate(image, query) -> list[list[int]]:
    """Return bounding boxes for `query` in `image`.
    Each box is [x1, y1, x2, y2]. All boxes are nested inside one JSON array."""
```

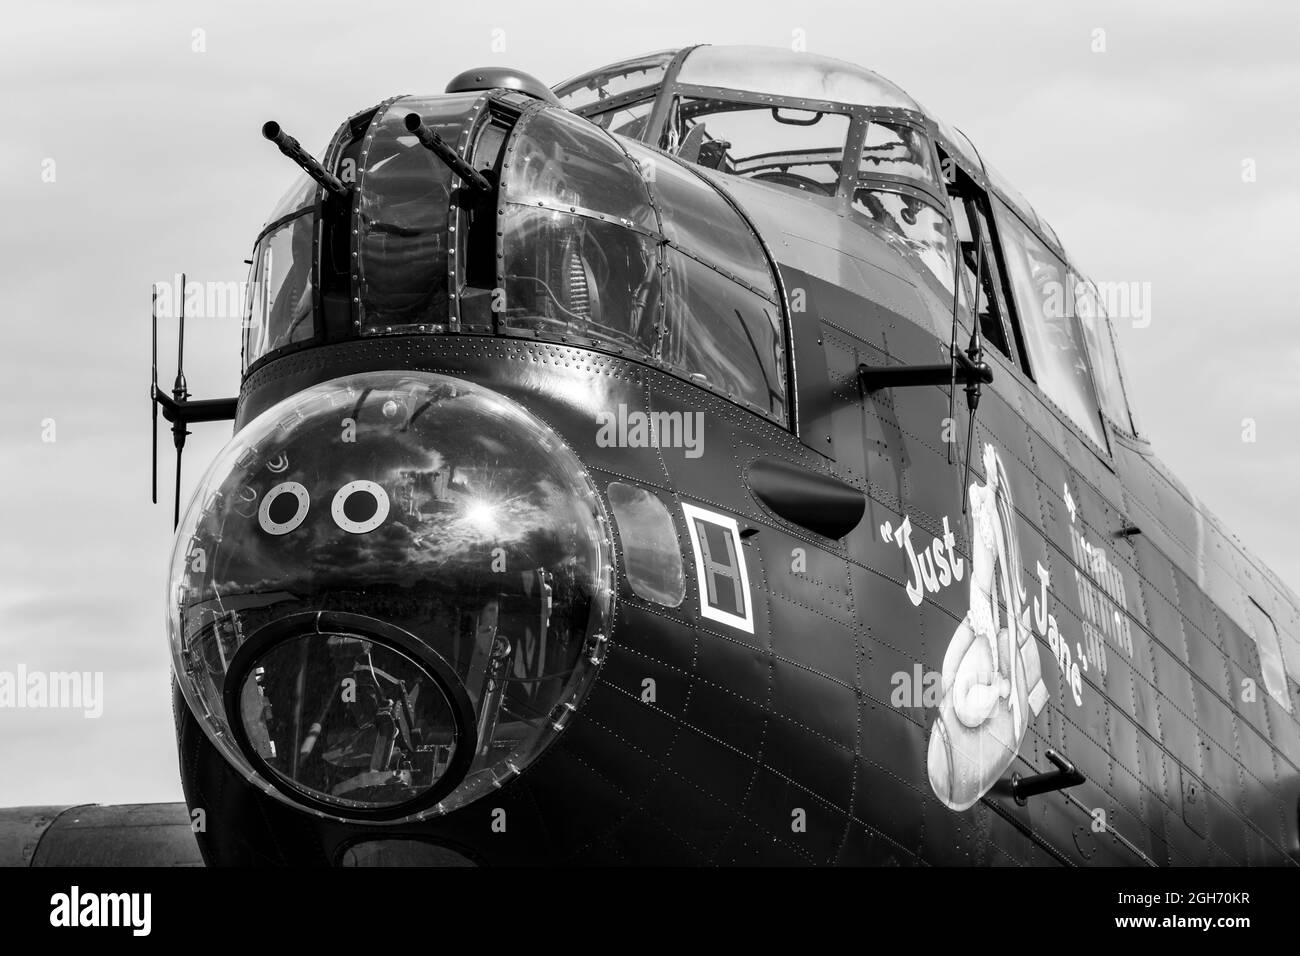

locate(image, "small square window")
[[681, 503, 754, 633]]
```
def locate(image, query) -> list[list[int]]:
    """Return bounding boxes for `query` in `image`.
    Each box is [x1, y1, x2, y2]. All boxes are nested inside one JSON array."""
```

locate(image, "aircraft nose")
[[167, 371, 614, 821]]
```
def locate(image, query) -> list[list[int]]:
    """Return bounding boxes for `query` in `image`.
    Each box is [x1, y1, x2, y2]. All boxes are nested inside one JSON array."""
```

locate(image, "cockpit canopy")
[[553, 45, 1145, 447], [553, 45, 968, 309], [554, 46, 937, 201], [552, 45, 1050, 254], [554, 45, 919, 114]]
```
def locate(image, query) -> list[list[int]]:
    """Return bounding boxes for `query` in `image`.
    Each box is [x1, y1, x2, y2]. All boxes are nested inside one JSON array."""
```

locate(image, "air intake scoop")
[[747, 457, 865, 539]]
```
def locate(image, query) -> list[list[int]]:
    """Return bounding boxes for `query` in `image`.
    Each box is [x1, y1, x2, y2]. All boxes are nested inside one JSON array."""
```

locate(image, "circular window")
[[228, 615, 474, 819], [331, 480, 390, 534], [258, 481, 310, 535]]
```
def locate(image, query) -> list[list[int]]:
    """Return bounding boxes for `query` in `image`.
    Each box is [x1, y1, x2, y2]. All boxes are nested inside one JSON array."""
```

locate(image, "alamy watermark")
[[1042, 278, 1153, 329], [50, 887, 150, 936], [595, 404, 704, 459], [153, 273, 248, 321], [0, 665, 103, 718]]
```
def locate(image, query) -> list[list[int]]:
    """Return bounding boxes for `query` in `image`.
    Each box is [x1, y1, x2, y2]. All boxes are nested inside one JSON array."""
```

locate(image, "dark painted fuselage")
[[174, 49, 1300, 867]]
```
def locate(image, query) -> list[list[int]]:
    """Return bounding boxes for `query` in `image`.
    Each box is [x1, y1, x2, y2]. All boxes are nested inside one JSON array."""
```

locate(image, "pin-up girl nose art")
[[927, 444, 1048, 811]]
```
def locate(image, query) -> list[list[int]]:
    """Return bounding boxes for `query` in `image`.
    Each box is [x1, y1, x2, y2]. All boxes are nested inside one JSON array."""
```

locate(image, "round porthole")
[[332, 480, 390, 534], [224, 611, 475, 821], [258, 481, 310, 535]]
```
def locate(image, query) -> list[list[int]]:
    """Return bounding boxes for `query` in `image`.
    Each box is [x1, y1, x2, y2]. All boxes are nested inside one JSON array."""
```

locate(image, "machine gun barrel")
[[261, 121, 349, 198], [403, 113, 492, 193]]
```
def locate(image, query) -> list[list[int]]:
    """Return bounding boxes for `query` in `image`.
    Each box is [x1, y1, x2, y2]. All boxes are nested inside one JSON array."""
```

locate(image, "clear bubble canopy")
[[675, 45, 921, 110], [168, 371, 613, 821]]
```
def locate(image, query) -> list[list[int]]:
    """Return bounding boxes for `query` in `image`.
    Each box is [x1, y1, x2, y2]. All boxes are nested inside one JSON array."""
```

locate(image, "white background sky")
[[1, 0, 1296, 806]]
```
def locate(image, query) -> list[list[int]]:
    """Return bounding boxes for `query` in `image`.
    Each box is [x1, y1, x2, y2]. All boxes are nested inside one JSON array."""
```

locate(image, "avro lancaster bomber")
[[150, 45, 1300, 866]]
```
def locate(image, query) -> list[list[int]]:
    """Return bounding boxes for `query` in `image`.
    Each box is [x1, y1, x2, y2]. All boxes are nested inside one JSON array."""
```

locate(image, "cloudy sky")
[[1, 0, 1296, 806]]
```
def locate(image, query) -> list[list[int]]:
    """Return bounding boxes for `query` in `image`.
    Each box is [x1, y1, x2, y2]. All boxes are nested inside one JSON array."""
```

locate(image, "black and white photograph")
[[1, 0, 1295, 936]]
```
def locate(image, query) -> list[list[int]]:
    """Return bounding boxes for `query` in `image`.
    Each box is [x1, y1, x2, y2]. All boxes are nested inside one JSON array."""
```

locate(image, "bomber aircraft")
[[131, 45, 1300, 866]]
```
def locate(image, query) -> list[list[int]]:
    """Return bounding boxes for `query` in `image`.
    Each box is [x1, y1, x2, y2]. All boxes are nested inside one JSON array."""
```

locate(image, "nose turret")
[[168, 371, 613, 822]]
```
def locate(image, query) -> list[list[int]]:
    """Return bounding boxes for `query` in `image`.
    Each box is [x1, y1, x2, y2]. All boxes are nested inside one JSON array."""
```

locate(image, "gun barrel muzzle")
[[403, 113, 492, 193], [262, 120, 349, 198]]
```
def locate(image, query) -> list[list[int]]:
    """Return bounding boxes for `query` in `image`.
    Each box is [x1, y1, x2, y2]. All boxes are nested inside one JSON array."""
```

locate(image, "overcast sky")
[[1, 0, 1296, 806]]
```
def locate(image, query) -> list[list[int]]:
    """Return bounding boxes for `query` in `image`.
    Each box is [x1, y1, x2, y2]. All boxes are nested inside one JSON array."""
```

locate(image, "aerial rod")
[[147, 273, 237, 527], [960, 239, 987, 515], [945, 230, 965, 466], [172, 272, 188, 405], [171, 272, 190, 529], [151, 286, 159, 505], [261, 121, 349, 197], [403, 113, 492, 193]]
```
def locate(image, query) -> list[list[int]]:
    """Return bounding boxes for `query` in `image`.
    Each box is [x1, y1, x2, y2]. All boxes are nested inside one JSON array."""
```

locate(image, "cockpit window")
[[265, 172, 317, 227], [859, 121, 937, 185], [1074, 276, 1138, 435], [499, 205, 661, 356], [509, 107, 656, 231], [851, 189, 954, 294], [496, 106, 788, 424], [624, 140, 786, 419], [662, 248, 786, 420], [670, 99, 849, 196], [985, 161, 1040, 234], [589, 98, 655, 139], [554, 50, 676, 113], [244, 212, 314, 372], [498, 108, 660, 356], [631, 145, 776, 297], [996, 201, 1107, 448], [948, 181, 1014, 360], [675, 45, 917, 110], [931, 117, 983, 178]]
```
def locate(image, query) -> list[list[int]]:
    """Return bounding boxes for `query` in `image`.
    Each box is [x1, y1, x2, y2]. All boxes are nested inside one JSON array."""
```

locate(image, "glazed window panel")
[[1074, 276, 1138, 435], [507, 107, 656, 232], [675, 45, 916, 110], [852, 188, 955, 295], [858, 121, 937, 185], [672, 98, 849, 197], [607, 482, 685, 608], [1246, 599, 1293, 714], [662, 248, 787, 422], [995, 201, 1107, 448], [932, 117, 983, 178], [356, 95, 482, 330], [589, 99, 655, 139], [499, 205, 660, 357], [244, 211, 315, 371], [265, 172, 318, 227], [622, 140, 777, 297], [553, 50, 676, 112], [985, 161, 1039, 233], [949, 190, 1012, 359]]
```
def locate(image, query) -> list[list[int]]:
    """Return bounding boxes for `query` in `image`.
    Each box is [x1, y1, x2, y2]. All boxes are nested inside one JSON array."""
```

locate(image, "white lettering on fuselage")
[[1070, 524, 1134, 678], [1034, 561, 1084, 707], [879, 515, 964, 606], [883, 510, 1088, 709]]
